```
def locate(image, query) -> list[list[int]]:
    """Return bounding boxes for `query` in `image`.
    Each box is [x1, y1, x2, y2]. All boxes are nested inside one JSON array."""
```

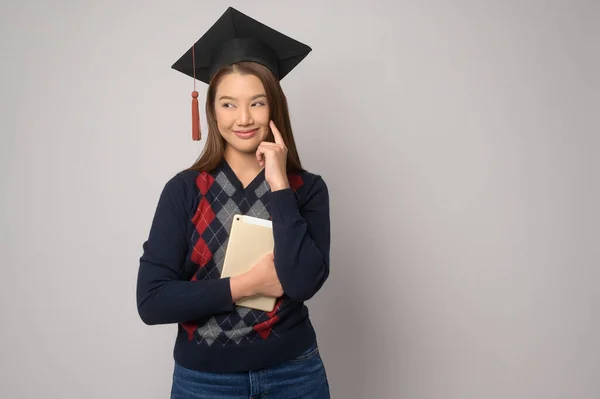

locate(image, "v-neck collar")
[[217, 158, 266, 192]]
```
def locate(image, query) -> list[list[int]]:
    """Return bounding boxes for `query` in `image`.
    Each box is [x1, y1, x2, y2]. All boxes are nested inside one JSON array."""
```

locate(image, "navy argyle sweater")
[[136, 159, 330, 372]]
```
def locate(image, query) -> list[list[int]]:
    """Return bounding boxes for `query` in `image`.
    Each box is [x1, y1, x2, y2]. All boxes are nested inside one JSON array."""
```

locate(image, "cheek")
[[215, 108, 233, 128], [256, 114, 270, 137], [254, 110, 270, 138], [253, 106, 270, 123]]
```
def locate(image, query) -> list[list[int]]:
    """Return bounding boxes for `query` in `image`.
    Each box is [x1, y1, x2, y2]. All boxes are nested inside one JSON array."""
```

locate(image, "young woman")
[[136, 7, 331, 399]]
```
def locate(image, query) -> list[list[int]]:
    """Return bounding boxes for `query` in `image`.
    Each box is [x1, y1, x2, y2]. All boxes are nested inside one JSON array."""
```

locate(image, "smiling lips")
[[233, 128, 259, 139]]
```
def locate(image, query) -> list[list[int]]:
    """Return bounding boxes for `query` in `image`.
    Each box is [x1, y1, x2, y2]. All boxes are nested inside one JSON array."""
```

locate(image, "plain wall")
[[1, 0, 599, 398]]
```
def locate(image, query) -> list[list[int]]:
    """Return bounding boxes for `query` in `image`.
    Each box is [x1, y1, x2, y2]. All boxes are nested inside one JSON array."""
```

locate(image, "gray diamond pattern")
[[194, 170, 280, 347], [224, 320, 254, 345], [215, 171, 237, 196], [213, 239, 228, 274], [247, 198, 269, 219], [196, 317, 222, 346], [254, 181, 270, 198], [216, 198, 240, 231]]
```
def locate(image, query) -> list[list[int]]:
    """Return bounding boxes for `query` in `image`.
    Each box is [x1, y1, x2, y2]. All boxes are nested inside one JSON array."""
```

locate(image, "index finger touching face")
[[270, 120, 284, 145]]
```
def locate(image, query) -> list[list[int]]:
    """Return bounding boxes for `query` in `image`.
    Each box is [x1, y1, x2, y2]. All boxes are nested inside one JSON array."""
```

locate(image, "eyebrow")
[[218, 94, 267, 101]]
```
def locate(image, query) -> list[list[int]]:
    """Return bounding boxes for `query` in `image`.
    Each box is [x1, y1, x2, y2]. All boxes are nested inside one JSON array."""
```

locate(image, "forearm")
[[269, 179, 331, 302], [230, 273, 259, 302], [136, 265, 234, 325], [273, 216, 329, 301]]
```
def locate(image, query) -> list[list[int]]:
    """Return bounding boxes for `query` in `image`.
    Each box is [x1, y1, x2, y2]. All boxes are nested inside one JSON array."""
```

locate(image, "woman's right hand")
[[229, 252, 284, 302], [248, 252, 284, 298]]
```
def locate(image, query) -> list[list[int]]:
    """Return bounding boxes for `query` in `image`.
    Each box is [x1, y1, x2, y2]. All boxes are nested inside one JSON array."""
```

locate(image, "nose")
[[238, 106, 253, 126]]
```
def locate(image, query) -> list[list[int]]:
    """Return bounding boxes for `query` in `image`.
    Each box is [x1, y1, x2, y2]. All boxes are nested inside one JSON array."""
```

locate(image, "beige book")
[[220, 214, 277, 312]]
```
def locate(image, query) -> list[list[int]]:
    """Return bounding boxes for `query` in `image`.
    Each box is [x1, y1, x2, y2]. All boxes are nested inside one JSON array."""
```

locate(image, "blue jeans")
[[170, 342, 330, 399]]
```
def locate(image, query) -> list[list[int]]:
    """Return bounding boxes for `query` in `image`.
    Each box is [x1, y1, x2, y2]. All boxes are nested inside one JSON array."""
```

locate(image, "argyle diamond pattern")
[[183, 167, 285, 346], [180, 166, 305, 346]]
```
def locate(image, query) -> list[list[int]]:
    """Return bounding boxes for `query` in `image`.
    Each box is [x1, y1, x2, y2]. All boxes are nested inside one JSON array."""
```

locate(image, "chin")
[[225, 137, 261, 155], [238, 143, 261, 154]]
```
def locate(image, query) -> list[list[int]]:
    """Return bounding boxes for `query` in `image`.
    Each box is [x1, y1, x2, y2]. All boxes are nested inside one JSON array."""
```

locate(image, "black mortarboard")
[[171, 7, 312, 140]]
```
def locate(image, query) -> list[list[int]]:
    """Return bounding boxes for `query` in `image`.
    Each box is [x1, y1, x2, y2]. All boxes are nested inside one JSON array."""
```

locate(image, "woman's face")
[[214, 72, 270, 155]]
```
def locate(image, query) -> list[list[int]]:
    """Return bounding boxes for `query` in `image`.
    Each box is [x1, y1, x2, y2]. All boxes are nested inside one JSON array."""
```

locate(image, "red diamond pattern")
[[287, 173, 304, 192], [253, 315, 280, 340], [190, 178, 216, 267], [196, 172, 214, 195], [180, 172, 215, 340], [181, 321, 197, 340], [190, 237, 212, 267], [267, 298, 284, 318]]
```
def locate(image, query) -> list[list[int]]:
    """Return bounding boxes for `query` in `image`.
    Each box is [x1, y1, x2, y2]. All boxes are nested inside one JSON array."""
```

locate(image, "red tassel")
[[191, 90, 200, 141]]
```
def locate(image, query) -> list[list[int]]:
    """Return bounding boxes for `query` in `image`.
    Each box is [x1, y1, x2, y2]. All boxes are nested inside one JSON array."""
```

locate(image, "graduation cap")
[[171, 7, 312, 140]]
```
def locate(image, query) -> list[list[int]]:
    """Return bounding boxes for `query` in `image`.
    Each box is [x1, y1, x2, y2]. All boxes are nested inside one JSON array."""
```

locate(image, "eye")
[[222, 103, 235, 108], [252, 101, 266, 107]]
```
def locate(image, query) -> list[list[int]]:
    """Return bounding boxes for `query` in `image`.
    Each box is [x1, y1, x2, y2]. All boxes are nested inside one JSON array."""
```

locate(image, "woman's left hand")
[[256, 120, 290, 192]]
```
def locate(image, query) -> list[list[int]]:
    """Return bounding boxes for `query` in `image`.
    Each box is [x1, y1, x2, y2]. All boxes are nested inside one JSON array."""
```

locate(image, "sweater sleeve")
[[268, 176, 331, 302], [136, 175, 235, 325]]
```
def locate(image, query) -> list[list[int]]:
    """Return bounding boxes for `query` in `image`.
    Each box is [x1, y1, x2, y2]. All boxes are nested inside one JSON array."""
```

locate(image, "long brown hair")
[[186, 62, 304, 173]]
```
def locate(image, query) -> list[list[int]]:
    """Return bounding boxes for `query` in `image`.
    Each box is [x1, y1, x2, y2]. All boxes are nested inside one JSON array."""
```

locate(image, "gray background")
[[1, 0, 599, 398]]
